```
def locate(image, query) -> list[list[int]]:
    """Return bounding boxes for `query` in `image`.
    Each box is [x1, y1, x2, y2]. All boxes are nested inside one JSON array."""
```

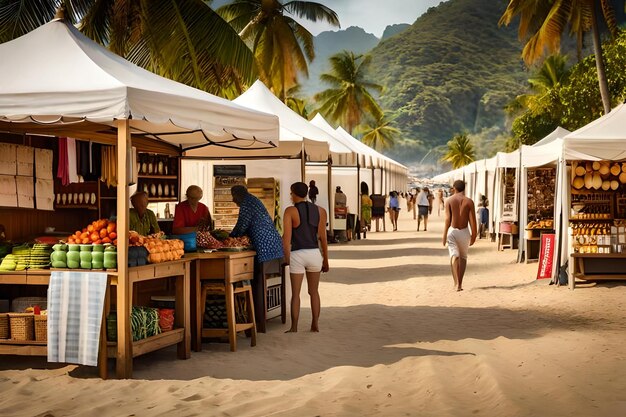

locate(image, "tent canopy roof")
[[533, 126, 570, 147], [564, 103, 626, 160], [0, 19, 279, 150]]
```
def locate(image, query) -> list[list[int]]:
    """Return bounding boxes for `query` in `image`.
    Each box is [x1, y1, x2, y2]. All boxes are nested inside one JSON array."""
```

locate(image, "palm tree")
[[356, 113, 400, 151], [284, 85, 309, 118], [507, 54, 570, 116], [0, 0, 256, 96], [218, 0, 339, 101], [314, 51, 383, 134], [441, 133, 475, 169], [499, 0, 618, 114]]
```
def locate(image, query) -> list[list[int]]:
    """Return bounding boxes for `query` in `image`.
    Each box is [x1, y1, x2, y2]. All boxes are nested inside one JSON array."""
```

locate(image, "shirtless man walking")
[[442, 180, 477, 291]]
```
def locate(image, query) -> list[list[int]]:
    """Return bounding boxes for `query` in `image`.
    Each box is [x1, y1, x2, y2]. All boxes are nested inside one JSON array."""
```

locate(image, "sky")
[[211, 0, 445, 37]]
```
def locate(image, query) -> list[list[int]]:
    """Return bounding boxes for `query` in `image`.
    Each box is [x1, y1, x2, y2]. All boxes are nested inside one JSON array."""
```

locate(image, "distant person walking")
[[477, 195, 489, 239], [426, 187, 434, 215], [443, 180, 477, 292], [308, 180, 319, 204], [416, 188, 430, 231], [388, 191, 400, 231], [437, 189, 445, 216]]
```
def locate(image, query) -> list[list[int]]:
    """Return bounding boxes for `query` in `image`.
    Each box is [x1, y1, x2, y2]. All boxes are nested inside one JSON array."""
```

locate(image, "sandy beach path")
[[2, 206, 626, 416]]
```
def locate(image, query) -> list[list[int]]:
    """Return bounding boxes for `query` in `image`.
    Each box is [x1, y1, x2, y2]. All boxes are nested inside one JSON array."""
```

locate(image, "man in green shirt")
[[129, 191, 160, 236]]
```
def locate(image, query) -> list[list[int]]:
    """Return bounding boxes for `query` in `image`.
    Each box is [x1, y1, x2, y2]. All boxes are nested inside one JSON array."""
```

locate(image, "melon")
[[620, 172, 626, 184], [602, 180, 611, 191], [575, 165, 586, 176], [622, 163, 626, 173], [611, 164, 621, 176], [611, 180, 620, 190], [584, 173, 593, 189], [573, 176, 585, 189], [592, 161, 601, 171], [599, 164, 610, 175]]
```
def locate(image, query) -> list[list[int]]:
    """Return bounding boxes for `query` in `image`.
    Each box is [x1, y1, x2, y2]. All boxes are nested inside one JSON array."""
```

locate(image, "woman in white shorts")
[[283, 182, 329, 332]]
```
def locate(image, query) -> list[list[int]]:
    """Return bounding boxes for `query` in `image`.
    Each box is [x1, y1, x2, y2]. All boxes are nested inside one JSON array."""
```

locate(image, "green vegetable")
[[66, 251, 80, 263], [80, 261, 92, 269], [79, 252, 92, 262], [67, 260, 80, 269], [51, 261, 67, 268]]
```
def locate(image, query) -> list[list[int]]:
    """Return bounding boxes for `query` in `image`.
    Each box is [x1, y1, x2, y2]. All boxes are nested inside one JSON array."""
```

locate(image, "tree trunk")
[[590, 2, 612, 114]]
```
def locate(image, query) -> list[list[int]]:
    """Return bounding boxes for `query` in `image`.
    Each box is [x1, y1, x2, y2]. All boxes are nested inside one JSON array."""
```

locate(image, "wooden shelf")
[[55, 205, 98, 210], [148, 197, 178, 202], [138, 175, 177, 179], [106, 328, 184, 358], [572, 253, 626, 258], [0, 340, 47, 356], [569, 218, 613, 222]]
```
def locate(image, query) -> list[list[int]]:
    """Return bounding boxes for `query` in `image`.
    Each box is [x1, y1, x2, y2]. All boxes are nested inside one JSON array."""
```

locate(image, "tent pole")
[[115, 119, 131, 378], [300, 144, 306, 182], [327, 158, 334, 233]]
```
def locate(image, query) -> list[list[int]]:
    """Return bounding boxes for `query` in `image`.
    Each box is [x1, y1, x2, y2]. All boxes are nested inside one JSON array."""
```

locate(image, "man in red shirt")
[[172, 185, 212, 235]]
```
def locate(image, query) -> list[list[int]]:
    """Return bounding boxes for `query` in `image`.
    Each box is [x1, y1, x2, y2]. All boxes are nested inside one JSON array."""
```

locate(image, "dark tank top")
[[292, 201, 319, 251]]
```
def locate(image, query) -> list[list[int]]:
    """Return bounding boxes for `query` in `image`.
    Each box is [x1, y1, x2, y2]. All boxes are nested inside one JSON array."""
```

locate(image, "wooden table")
[[0, 258, 191, 379], [572, 253, 626, 282], [185, 251, 256, 352]]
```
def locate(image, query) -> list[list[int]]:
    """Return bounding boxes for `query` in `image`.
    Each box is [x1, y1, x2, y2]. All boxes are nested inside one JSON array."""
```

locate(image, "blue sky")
[[211, 0, 444, 37]]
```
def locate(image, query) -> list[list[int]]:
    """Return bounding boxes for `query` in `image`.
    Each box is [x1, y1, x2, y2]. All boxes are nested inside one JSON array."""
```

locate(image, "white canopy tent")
[[0, 18, 280, 378], [0, 20, 279, 150]]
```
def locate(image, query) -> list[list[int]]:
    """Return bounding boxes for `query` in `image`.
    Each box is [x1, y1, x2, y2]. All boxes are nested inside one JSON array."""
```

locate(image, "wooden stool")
[[200, 281, 256, 352]]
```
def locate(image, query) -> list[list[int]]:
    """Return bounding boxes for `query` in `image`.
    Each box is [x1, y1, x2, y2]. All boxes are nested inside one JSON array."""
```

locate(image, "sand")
[[2, 205, 626, 416]]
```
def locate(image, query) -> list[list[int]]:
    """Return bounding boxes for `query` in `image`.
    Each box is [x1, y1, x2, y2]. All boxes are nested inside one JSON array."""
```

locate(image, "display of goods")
[[143, 237, 184, 263], [572, 160, 626, 191], [221, 236, 251, 248], [128, 246, 148, 267], [210, 229, 230, 241], [0, 244, 52, 271], [104, 246, 118, 269], [526, 219, 554, 229], [128, 230, 146, 247], [158, 308, 175, 332], [131, 306, 161, 341], [67, 219, 117, 245], [29, 244, 52, 270], [196, 231, 223, 249], [0, 242, 13, 262]]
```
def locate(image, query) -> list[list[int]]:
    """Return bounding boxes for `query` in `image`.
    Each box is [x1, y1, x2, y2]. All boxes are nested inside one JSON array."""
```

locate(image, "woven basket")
[[0, 313, 8, 339], [9, 313, 34, 341], [34, 315, 47, 342]]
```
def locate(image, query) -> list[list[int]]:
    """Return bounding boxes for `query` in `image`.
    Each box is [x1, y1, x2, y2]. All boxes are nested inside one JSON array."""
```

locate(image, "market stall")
[[554, 104, 626, 288], [0, 17, 279, 378]]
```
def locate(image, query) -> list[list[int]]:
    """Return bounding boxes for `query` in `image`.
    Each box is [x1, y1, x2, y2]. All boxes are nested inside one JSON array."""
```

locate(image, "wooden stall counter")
[[572, 253, 626, 281], [0, 258, 192, 379], [185, 250, 256, 351]]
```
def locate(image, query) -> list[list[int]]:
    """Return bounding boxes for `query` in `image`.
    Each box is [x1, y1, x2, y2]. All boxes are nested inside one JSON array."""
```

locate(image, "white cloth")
[[67, 138, 79, 184], [289, 249, 323, 274], [447, 227, 471, 259], [47, 271, 107, 367], [417, 191, 429, 206]]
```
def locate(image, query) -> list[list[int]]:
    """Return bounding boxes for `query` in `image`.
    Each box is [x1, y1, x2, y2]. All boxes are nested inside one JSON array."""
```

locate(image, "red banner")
[[537, 233, 556, 279]]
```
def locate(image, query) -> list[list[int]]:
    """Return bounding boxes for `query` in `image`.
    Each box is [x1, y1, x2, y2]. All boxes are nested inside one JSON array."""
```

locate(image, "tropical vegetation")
[[499, 0, 619, 114], [314, 51, 383, 134], [217, 0, 339, 101], [441, 133, 475, 169], [0, 0, 257, 96], [356, 113, 400, 151]]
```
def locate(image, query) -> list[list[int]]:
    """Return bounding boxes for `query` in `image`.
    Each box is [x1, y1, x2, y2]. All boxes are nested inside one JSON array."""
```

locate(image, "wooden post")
[[300, 144, 306, 182], [116, 119, 132, 378]]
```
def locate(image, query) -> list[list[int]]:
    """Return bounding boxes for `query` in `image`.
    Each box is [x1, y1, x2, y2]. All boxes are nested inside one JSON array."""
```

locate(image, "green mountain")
[[381, 24, 411, 40], [300, 26, 380, 97], [367, 0, 528, 163]]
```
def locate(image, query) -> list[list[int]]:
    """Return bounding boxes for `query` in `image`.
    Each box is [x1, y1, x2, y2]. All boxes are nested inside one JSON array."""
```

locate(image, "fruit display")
[[221, 236, 251, 248], [0, 244, 52, 271], [49, 243, 117, 270], [197, 231, 223, 249], [66, 219, 117, 245], [572, 160, 625, 191], [129, 231, 184, 263]]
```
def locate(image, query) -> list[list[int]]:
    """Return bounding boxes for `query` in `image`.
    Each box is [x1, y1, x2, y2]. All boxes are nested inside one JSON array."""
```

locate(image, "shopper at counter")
[[172, 185, 211, 235], [129, 191, 160, 236], [230, 186, 284, 262]]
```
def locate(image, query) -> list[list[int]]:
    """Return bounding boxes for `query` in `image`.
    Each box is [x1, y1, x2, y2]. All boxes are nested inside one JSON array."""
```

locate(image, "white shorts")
[[447, 227, 471, 259], [290, 249, 323, 274]]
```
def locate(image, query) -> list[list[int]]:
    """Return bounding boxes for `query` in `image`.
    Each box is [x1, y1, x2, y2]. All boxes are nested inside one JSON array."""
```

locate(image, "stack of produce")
[[131, 306, 161, 341], [572, 161, 625, 191], [50, 244, 68, 268], [0, 244, 31, 271], [203, 229, 252, 249], [221, 236, 251, 248], [29, 244, 53, 270], [144, 237, 184, 263], [0, 254, 18, 271], [67, 219, 117, 245]]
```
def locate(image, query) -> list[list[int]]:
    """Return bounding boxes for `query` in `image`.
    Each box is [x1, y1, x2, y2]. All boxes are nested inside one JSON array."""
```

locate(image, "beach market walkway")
[[1, 207, 626, 416]]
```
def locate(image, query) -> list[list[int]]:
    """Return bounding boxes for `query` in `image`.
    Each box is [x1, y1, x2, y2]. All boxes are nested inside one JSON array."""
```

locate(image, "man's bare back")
[[447, 193, 475, 229]]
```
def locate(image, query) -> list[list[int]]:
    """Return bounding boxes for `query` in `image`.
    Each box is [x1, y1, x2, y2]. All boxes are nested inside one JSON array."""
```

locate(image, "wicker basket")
[[9, 313, 34, 341], [34, 315, 47, 342], [0, 313, 8, 339]]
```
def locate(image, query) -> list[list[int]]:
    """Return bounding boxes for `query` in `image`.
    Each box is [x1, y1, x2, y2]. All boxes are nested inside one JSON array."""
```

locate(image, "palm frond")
[[0, 0, 58, 42], [80, 0, 114, 46], [283, 1, 339, 27]]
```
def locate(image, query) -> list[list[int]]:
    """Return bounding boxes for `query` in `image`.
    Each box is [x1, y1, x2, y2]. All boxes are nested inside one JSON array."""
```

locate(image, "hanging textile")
[[100, 146, 118, 188], [66, 138, 79, 184], [57, 137, 69, 186]]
